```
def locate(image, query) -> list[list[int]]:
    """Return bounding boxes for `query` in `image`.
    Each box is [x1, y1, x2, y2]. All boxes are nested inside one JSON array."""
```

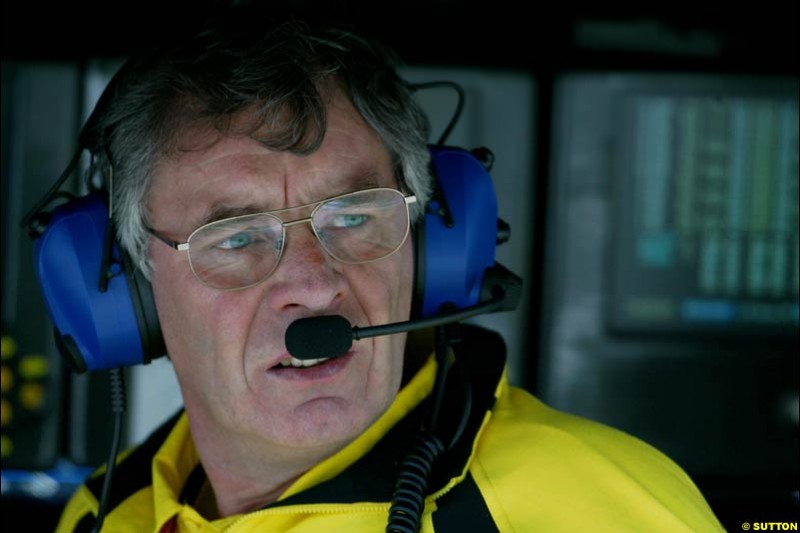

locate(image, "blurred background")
[[2, 2, 797, 530]]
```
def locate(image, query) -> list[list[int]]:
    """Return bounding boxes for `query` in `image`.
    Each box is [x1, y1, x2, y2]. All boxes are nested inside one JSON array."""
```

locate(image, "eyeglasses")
[[148, 188, 417, 290]]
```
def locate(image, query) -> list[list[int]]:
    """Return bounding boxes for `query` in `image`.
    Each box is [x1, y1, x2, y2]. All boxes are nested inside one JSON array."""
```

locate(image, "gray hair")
[[90, 20, 432, 275]]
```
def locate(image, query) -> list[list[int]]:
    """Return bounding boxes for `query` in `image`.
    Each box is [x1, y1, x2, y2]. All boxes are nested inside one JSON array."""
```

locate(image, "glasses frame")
[[148, 187, 417, 290]]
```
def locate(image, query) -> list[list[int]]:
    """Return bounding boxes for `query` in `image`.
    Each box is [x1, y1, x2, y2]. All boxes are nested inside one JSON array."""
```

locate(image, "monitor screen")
[[542, 72, 798, 527], [609, 78, 799, 335]]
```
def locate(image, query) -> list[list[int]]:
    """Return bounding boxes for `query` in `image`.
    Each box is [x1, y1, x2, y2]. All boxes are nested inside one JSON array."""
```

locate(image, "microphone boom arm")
[[354, 296, 505, 340]]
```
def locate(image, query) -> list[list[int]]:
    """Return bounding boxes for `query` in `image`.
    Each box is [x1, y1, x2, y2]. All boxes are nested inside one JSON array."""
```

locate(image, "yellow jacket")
[[56, 327, 723, 532]]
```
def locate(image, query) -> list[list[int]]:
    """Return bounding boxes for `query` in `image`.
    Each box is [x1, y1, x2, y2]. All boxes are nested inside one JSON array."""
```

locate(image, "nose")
[[263, 224, 347, 314]]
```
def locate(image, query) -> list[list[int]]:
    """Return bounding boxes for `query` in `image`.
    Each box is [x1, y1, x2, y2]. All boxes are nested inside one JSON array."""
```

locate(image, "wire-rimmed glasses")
[[148, 188, 417, 290]]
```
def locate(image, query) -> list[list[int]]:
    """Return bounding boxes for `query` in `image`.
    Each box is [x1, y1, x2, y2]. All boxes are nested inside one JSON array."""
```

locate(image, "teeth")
[[278, 356, 331, 368]]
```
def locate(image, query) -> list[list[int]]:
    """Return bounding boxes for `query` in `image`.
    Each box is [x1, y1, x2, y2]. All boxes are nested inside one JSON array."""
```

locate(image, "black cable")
[[91, 368, 126, 533], [20, 148, 83, 235], [386, 322, 458, 533], [407, 81, 465, 146], [386, 434, 445, 533], [426, 324, 451, 433]]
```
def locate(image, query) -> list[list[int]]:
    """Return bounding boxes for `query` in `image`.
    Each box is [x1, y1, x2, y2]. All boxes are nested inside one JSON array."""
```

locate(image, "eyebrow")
[[202, 204, 266, 226], [345, 172, 383, 191], [198, 172, 386, 226]]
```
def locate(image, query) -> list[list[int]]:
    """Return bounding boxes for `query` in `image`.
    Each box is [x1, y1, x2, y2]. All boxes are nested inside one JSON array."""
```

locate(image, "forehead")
[[148, 89, 395, 230]]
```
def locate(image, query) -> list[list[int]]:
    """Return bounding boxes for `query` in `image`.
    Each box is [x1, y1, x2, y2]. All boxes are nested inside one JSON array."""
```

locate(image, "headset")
[[24, 74, 515, 376], [28, 146, 509, 373]]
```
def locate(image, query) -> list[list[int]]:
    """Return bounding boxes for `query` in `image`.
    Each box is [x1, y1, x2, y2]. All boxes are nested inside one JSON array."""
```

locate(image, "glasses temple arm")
[[146, 227, 183, 250]]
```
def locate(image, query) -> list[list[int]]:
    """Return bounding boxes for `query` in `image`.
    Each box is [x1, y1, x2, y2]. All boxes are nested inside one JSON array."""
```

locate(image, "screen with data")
[[610, 81, 799, 334]]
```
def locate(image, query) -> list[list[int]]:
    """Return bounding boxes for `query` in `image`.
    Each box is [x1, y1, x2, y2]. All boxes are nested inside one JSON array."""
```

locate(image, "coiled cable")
[[386, 320, 465, 533], [386, 433, 445, 533]]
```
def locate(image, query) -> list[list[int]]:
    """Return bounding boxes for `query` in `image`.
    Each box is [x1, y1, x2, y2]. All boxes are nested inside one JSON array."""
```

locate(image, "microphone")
[[285, 264, 521, 360]]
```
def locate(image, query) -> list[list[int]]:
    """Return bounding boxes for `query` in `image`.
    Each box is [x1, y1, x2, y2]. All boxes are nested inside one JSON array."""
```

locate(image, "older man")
[[54, 17, 723, 533]]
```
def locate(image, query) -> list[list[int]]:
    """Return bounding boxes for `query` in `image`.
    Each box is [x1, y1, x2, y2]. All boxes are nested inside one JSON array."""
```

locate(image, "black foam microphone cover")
[[285, 315, 353, 360]]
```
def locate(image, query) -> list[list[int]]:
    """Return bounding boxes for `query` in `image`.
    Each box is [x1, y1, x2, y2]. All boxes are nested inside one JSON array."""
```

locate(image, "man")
[[56, 17, 724, 533]]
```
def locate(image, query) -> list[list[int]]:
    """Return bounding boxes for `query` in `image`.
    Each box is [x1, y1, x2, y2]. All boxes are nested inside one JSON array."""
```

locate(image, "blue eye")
[[331, 214, 368, 228], [217, 232, 253, 250]]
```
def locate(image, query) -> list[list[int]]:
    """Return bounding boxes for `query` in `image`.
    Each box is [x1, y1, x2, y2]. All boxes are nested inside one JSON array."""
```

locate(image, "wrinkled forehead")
[[146, 89, 396, 230]]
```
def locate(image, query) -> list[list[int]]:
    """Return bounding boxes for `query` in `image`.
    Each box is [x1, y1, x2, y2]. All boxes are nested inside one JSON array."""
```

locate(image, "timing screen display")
[[611, 91, 799, 333]]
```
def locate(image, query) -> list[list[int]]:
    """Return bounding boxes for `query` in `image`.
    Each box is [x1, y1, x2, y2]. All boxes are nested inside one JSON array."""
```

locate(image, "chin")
[[286, 397, 388, 449]]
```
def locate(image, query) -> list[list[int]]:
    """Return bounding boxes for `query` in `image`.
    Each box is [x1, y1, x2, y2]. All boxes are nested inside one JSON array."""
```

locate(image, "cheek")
[[150, 251, 250, 360], [151, 271, 209, 363], [394, 241, 415, 311], [358, 242, 413, 387], [150, 253, 192, 344], [163, 291, 262, 355], [354, 240, 413, 318]]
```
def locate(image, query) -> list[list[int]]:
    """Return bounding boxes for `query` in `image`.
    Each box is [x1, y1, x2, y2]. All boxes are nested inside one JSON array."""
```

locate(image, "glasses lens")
[[312, 189, 410, 264], [188, 214, 283, 289]]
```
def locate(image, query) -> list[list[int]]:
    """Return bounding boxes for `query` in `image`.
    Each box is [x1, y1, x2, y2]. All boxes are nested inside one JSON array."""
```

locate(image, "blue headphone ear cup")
[[413, 147, 499, 318], [33, 193, 165, 372]]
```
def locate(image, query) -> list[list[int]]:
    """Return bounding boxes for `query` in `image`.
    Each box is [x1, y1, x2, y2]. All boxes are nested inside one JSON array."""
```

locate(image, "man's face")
[[147, 89, 412, 454]]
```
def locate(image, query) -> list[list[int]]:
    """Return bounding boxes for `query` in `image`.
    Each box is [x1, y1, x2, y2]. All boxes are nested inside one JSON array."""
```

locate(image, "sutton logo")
[[742, 523, 798, 531]]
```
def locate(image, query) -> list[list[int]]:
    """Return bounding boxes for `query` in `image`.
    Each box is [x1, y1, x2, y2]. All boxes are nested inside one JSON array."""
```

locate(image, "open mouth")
[[268, 351, 355, 380], [277, 356, 332, 368]]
